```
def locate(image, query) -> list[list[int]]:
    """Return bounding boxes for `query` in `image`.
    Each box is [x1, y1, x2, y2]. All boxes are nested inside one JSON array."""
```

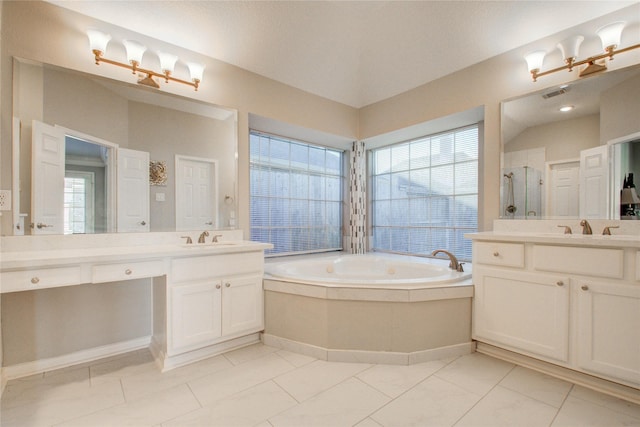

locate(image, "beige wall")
[[600, 73, 640, 144], [505, 114, 600, 163]]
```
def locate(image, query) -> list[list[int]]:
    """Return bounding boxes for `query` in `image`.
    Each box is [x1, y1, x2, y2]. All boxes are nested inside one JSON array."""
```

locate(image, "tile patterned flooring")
[[1, 343, 639, 426]]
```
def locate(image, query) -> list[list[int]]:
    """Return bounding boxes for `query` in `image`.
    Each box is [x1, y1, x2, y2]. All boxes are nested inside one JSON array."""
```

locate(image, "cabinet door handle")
[[125, 269, 132, 275], [493, 252, 500, 257], [225, 282, 231, 288], [139, 221, 147, 226], [581, 285, 589, 291], [36, 222, 53, 229], [556, 281, 564, 286], [31, 277, 40, 284], [216, 284, 221, 289]]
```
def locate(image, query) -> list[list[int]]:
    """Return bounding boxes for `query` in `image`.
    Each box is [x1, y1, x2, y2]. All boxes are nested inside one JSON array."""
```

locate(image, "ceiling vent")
[[542, 87, 569, 99]]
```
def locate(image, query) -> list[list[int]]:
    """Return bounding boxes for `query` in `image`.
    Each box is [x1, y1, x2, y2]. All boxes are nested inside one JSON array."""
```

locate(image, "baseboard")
[[2, 336, 151, 381], [155, 333, 262, 372], [476, 342, 640, 405], [261, 333, 475, 365]]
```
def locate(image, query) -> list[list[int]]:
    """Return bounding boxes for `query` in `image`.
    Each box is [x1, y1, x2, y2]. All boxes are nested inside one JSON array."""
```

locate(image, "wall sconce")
[[525, 21, 640, 82], [87, 29, 204, 91]]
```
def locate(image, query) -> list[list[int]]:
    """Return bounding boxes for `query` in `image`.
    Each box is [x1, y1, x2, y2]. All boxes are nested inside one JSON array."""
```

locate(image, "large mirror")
[[12, 58, 238, 235], [501, 64, 640, 220]]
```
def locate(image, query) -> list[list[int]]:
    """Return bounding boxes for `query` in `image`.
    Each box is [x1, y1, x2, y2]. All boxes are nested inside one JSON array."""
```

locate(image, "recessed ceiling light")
[[559, 105, 574, 112]]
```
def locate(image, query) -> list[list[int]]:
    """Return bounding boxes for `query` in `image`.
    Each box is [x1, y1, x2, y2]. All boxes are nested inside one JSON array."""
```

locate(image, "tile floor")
[[1, 343, 639, 426]]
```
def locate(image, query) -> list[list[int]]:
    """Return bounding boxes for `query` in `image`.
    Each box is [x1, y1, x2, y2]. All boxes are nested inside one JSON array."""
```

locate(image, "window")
[[250, 131, 343, 255], [64, 171, 95, 235], [371, 125, 478, 261]]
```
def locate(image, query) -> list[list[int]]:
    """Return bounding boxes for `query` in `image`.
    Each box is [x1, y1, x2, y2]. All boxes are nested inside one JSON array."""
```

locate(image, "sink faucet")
[[579, 220, 593, 235], [212, 234, 223, 243], [198, 230, 210, 243], [432, 249, 464, 272], [602, 225, 619, 235]]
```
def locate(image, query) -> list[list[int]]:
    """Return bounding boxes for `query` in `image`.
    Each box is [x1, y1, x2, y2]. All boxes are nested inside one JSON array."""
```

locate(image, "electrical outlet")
[[0, 190, 12, 211]]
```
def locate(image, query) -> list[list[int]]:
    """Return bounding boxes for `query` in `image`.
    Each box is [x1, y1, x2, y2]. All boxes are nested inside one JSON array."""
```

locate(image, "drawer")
[[171, 251, 264, 283], [91, 259, 165, 283], [1, 266, 83, 293], [533, 245, 623, 279], [473, 242, 525, 268]]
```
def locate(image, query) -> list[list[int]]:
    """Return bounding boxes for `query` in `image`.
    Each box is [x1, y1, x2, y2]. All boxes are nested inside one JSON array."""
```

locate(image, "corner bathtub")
[[262, 253, 475, 365]]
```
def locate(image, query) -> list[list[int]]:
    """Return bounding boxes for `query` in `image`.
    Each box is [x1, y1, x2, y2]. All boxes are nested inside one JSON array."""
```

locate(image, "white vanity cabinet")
[[575, 279, 640, 385], [0, 235, 272, 377], [166, 252, 265, 356], [469, 232, 640, 394]]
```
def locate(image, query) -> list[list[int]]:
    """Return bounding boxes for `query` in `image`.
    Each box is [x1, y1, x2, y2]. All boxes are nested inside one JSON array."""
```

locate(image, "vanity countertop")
[[466, 231, 640, 248], [0, 239, 272, 270]]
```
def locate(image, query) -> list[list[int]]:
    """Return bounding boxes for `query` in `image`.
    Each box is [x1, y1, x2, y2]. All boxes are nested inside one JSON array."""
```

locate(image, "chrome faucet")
[[432, 249, 464, 272], [198, 230, 210, 243], [580, 219, 593, 235]]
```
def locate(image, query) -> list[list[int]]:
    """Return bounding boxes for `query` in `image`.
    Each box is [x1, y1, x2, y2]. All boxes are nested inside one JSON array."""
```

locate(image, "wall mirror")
[[500, 64, 640, 220], [12, 58, 238, 235]]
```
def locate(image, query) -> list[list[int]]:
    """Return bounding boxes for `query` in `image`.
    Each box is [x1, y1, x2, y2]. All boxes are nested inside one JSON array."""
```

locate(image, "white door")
[[579, 145, 609, 219], [473, 266, 570, 362], [576, 280, 640, 387], [221, 274, 264, 337], [31, 120, 64, 234], [547, 161, 580, 217], [171, 281, 222, 351], [175, 156, 218, 231], [117, 148, 150, 232]]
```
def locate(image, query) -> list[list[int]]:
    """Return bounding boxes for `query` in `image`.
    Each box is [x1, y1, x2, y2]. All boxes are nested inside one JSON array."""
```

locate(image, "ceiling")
[[48, 1, 637, 108]]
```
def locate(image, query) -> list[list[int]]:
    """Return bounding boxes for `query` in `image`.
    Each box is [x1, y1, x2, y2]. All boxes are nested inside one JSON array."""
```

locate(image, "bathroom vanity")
[[0, 232, 272, 378], [468, 220, 640, 403]]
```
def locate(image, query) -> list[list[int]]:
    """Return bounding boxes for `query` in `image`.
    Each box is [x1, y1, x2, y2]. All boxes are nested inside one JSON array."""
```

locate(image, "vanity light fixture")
[[559, 105, 574, 112], [87, 29, 204, 91], [525, 21, 640, 82]]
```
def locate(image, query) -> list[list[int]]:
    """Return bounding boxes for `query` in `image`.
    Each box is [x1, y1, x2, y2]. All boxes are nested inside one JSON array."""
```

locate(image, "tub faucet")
[[580, 219, 593, 235], [432, 249, 464, 272], [198, 230, 210, 243]]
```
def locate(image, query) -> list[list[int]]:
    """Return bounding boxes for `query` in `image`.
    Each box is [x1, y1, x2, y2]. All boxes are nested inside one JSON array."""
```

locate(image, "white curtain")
[[349, 140, 366, 254]]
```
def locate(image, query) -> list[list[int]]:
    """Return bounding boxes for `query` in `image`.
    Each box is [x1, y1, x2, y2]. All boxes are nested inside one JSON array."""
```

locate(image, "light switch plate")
[[155, 192, 165, 202], [0, 190, 12, 211]]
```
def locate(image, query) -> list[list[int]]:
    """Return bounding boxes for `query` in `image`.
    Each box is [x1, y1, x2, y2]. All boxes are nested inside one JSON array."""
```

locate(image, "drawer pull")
[[581, 285, 589, 291], [225, 282, 231, 288], [493, 252, 500, 257], [31, 277, 40, 284], [125, 269, 132, 275], [216, 284, 221, 289], [556, 281, 564, 286]]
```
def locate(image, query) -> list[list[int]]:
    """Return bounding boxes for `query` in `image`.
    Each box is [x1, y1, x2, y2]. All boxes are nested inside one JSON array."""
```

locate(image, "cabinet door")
[[171, 280, 222, 350], [473, 266, 570, 362], [576, 281, 640, 386], [222, 274, 264, 337]]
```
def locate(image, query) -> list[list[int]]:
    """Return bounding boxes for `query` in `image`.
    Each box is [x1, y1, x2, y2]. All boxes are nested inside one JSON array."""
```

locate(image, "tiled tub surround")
[[263, 254, 474, 365], [467, 219, 640, 405], [0, 231, 272, 389]]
